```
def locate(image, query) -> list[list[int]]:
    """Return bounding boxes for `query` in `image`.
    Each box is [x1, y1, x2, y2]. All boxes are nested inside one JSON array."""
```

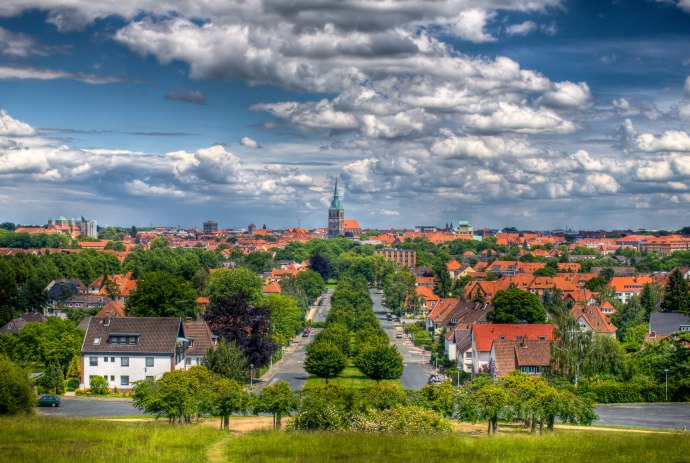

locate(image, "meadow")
[[302, 364, 400, 389], [3, 415, 689, 463]]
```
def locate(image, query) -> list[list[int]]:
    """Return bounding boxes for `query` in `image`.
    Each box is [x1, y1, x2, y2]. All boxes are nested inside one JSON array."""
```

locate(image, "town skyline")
[[1, 1, 690, 229]]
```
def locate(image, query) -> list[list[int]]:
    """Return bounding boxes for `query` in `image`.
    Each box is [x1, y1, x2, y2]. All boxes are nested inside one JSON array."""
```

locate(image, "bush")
[[89, 376, 110, 395], [0, 357, 36, 415], [65, 378, 79, 391], [579, 377, 664, 403]]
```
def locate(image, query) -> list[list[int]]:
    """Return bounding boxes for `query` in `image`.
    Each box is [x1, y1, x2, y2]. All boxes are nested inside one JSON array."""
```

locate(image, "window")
[[104, 357, 108, 362], [520, 366, 542, 374], [121, 357, 129, 367], [94, 337, 101, 345], [89, 356, 98, 366], [145, 376, 154, 381], [111, 357, 115, 362], [110, 375, 115, 381], [186, 357, 191, 365], [146, 357, 154, 367], [538, 336, 546, 340], [120, 376, 129, 386], [465, 352, 473, 359]]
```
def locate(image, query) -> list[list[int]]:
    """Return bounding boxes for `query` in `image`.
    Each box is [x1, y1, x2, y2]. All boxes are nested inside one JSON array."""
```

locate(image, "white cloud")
[[506, 21, 537, 36], [0, 64, 124, 84], [685, 75, 690, 96], [463, 102, 578, 134], [0, 110, 37, 136], [635, 130, 690, 152], [431, 134, 536, 159], [569, 150, 605, 171], [0, 27, 44, 57], [450, 9, 496, 43], [126, 179, 185, 197], [240, 136, 260, 149], [538, 81, 592, 110]]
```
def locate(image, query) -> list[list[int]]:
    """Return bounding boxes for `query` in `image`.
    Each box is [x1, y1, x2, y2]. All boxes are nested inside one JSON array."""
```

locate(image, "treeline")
[[0, 229, 77, 249], [304, 272, 403, 384]]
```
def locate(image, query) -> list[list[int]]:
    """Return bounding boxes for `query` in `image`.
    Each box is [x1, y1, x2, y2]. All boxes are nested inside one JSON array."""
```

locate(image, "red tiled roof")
[[473, 323, 555, 352], [263, 281, 282, 293]]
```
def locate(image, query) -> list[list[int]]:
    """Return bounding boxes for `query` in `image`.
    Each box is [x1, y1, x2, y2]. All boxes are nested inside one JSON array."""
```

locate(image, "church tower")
[[328, 178, 344, 238]]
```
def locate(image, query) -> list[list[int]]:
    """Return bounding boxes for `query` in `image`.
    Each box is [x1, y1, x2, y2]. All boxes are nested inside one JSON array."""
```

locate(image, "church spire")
[[329, 177, 342, 210]]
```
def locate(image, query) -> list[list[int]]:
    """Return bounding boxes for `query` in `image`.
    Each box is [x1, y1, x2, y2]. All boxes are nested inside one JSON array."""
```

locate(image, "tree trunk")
[[487, 420, 493, 435], [547, 417, 554, 433], [530, 416, 537, 434], [223, 415, 230, 430], [276, 415, 282, 430], [539, 419, 544, 434]]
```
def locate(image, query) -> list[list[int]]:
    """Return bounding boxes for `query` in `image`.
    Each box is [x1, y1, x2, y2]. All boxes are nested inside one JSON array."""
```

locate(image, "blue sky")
[[1, 0, 690, 231]]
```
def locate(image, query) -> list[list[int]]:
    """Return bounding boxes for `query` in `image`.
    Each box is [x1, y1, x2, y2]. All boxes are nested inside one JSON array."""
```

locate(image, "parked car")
[[302, 331, 310, 338], [395, 333, 403, 339], [427, 375, 442, 385], [386, 313, 392, 320], [37, 394, 60, 407]]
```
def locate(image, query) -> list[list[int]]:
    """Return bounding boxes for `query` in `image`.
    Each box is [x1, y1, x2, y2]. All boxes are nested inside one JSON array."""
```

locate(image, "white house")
[[80, 317, 188, 390]]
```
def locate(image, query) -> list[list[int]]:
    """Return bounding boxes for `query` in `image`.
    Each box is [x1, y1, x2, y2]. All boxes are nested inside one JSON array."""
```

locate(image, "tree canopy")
[[487, 288, 546, 324], [126, 271, 198, 318]]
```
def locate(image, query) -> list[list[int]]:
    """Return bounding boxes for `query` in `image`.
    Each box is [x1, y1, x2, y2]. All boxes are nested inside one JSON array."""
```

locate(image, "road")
[[37, 396, 145, 418], [594, 403, 690, 430], [256, 289, 332, 391], [371, 290, 434, 390]]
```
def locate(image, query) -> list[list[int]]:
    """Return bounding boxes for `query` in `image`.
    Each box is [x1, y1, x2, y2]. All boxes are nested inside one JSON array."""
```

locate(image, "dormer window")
[[108, 334, 139, 345], [94, 337, 101, 345]]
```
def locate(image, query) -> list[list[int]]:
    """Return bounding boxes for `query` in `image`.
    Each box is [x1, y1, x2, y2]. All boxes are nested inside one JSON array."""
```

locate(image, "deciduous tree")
[[304, 341, 347, 384], [355, 344, 404, 383], [487, 287, 546, 324]]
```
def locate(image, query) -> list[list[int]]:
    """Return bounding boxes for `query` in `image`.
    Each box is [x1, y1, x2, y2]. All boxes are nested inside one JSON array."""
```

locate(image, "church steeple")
[[330, 178, 342, 210], [327, 177, 344, 238]]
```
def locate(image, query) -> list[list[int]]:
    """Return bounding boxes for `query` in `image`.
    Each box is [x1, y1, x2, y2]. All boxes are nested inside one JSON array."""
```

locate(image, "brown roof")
[[0, 312, 47, 334], [492, 339, 552, 377], [182, 320, 216, 356], [492, 340, 516, 376], [95, 299, 126, 318], [81, 317, 182, 355]]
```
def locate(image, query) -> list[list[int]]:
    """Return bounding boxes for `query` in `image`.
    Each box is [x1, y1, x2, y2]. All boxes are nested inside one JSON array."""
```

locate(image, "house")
[[490, 338, 552, 377], [45, 279, 87, 306], [487, 260, 519, 276], [570, 305, 617, 336], [648, 312, 690, 340], [53, 294, 112, 319], [425, 298, 459, 332], [80, 317, 189, 390], [563, 290, 599, 306], [0, 312, 47, 335], [557, 263, 581, 273], [182, 319, 217, 368], [416, 286, 440, 313], [263, 281, 282, 294], [608, 276, 654, 303], [470, 324, 555, 374]]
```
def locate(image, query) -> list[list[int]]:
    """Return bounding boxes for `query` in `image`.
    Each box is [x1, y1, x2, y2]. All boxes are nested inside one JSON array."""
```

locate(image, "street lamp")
[[250, 363, 254, 387], [664, 368, 669, 402], [433, 353, 438, 375]]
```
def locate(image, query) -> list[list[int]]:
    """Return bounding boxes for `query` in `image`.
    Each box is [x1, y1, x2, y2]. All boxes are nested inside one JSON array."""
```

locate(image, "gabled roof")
[[416, 285, 439, 302], [263, 281, 282, 293], [343, 219, 361, 230], [182, 320, 216, 356], [427, 298, 459, 323], [608, 276, 654, 293], [492, 339, 552, 377], [446, 259, 462, 271], [95, 299, 126, 318], [570, 305, 617, 334], [81, 317, 183, 354], [472, 323, 555, 352], [649, 312, 690, 336]]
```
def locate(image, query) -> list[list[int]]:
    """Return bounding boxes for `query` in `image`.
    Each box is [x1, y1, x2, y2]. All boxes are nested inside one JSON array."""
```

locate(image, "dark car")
[[302, 331, 310, 338], [37, 394, 60, 407], [427, 375, 442, 385]]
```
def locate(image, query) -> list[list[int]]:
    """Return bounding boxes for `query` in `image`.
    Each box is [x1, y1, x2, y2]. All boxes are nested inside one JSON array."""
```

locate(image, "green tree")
[[487, 288, 546, 324], [38, 362, 64, 394], [207, 268, 263, 305], [355, 344, 404, 383], [533, 266, 557, 277], [304, 341, 347, 384], [126, 272, 198, 318], [315, 322, 351, 356], [475, 383, 513, 435], [66, 355, 81, 379], [611, 297, 646, 347], [257, 381, 298, 429], [296, 270, 326, 302], [432, 261, 452, 298], [206, 377, 247, 430], [382, 270, 417, 315], [202, 339, 249, 383], [585, 276, 608, 293], [0, 357, 36, 415], [640, 282, 661, 316], [661, 268, 690, 313], [266, 294, 305, 347]]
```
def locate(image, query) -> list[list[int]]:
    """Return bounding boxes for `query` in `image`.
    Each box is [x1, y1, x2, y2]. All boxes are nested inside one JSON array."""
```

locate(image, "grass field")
[[0, 416, 221, 463], [302, 364, 400, 390], [224, 430, 690, 463]]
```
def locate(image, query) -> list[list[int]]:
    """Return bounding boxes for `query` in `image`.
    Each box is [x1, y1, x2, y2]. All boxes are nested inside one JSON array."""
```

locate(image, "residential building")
[[0, 312, 46, 335], [375, 248, 416, 268], [80, 317, 189, 390], [608, 276, 654, 303], [182, 319, 217, 368], [648, 312, 690, 340], [203, 220, 218, 234], [470, 324, 555, 374], [570, 305, 617, 336], [490, 339, 552, 377]]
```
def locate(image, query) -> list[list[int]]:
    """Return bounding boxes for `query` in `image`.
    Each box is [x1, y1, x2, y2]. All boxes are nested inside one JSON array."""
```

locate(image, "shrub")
[[0, 357, 36, 415], [579, 377, 664, 403], [89, 376, 110, 395], [65, 378, 79, 391]]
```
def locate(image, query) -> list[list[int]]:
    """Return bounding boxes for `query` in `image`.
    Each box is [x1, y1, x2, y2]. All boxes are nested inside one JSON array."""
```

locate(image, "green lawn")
[[224, 430, 690, 463], [302, 364, 400, 390], [0, 416, 222, 463]]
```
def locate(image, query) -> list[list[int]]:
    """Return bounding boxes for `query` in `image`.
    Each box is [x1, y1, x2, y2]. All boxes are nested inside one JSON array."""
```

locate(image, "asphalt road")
[[37, 396, 145, 418], [371, 290, 433, 390], [594, 403, 690, 430]]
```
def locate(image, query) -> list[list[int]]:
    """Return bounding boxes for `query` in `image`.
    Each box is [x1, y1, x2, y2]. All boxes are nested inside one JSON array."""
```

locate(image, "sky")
[[1, 1, 690, 231]]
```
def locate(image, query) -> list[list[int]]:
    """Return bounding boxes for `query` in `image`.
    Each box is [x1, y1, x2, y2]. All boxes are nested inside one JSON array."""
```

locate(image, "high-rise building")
[[203, 220, 218, 234], [375, 248, 416, 268], [328, 178, 344, 238]]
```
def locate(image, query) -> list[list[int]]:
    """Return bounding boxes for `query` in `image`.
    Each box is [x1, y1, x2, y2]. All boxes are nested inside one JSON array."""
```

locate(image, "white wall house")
[[80, 317, 188, 390]]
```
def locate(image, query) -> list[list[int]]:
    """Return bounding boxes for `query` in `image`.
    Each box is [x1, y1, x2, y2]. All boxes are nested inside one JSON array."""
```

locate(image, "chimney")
[[103, 318, 110, 327], [521, 334, 527, 348]]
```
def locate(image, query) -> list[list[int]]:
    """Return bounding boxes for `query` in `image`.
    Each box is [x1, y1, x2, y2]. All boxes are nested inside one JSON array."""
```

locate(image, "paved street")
[[255, 289, 332, 391], [371, 290, 433, 390], [37, 396, 145, 418], [594, 403, 690, 430]]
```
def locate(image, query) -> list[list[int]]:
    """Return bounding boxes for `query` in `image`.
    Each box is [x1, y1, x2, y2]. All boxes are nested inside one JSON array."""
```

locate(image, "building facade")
[[375, 248, 417, 268], [203, 220, 218, 234]]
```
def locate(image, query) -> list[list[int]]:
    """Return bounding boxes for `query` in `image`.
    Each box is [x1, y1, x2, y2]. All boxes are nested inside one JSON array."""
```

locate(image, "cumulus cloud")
[[635, 129, 690, 152], [164, 91, 207, 105], [0, 110, 37, 136], [538, 81, 592, 110], [463, 102, 578, 134], [240, 136, 260, 149], [506, 21, 537, 36]]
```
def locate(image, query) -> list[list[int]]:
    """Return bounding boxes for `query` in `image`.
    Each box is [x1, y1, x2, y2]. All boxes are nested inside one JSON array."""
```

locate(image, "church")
[[327, 179, 361, 238]]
